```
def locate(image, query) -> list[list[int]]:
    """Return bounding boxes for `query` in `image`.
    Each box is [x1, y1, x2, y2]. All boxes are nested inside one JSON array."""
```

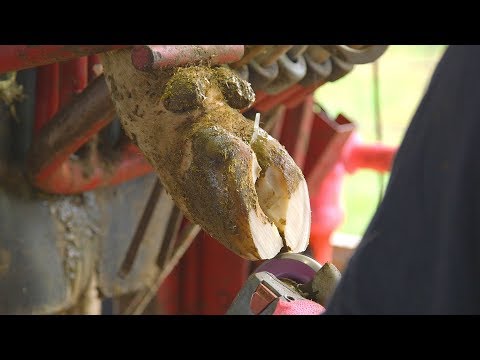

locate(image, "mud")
[[48, 192, 101, 302], [0, 72, 24, 119]]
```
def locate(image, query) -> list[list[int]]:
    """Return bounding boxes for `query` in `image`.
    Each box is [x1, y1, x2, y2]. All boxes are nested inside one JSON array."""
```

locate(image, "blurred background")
[[314, 45, 447, 238]]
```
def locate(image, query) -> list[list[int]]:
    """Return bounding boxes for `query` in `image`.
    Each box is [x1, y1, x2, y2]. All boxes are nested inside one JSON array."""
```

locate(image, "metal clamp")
[[327, 56, 354, 82], [247, 46, 292, 91], [323, 45, 389, 64], [264, 46, 308, 95], [226, 271, 304, 315]]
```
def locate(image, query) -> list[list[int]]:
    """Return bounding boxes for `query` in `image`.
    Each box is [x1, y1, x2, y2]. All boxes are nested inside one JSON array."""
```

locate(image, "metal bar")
[[0, 45, 128, 74], [59, 58, 88, 106], [178, 233, 201, 314], [283, 83, 321, 109], [278, 95, 314, 169], [304, 113, 355, 196], [156, 267, 181, 314], [156, 206, 183, 269], [200, 234, 250, 315], [31, 143, 152, 194], [254, 84, 303, 112], [74, 57, 89, 93], [28, 75, 116, 181], [119, 179, 163, 278], [345, 141, 397, 173], [124, 222, 202, 315], [131, 45, 244, 71]]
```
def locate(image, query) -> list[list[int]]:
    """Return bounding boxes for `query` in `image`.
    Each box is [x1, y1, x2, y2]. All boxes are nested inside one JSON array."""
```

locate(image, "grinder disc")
[[254, 253, 322, 284]]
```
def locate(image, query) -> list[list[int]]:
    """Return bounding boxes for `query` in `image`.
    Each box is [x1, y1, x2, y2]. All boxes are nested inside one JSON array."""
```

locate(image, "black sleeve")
[[325, 45, 480, 314]]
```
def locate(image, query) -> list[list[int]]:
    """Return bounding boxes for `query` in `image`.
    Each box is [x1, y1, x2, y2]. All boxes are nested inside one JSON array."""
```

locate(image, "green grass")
[[313, 45, 447, 236]]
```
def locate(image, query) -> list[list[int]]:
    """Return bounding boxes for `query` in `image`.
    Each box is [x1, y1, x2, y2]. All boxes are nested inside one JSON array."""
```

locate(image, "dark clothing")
[[326, 45, 480, 314]]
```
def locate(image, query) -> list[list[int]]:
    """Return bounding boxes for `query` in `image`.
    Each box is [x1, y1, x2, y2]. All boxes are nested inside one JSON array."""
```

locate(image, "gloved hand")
[[272, 299, 325, 315]]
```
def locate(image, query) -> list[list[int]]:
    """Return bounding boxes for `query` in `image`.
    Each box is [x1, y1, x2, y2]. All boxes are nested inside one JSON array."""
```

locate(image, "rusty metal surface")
[[27, 75, 116, 181], [0, 45, 128, 74], [26, 61, 152, 195], [131, 45, 244, 71]]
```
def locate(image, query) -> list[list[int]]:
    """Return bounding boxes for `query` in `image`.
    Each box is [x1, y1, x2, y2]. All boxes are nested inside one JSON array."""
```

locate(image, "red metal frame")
[[0, 45, 128, 74], [157, 233, 249, 315], [34, 63, 59, 134], [131, 45, 244, 71], [278, 95, 314, 169], [303, 113, 356, 196], [31, 55, 153, 194]]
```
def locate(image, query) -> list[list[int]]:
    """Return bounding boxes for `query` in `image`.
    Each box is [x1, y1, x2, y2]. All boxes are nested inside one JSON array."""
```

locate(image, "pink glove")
[[272, 299, 325, 315]]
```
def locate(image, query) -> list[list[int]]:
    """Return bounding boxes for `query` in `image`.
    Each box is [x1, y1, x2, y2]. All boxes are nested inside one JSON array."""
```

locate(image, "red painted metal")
[[253, 90, 268, 105], [131, 45, 244, 71], [269, 105, 286, 140], [34, 63, 59, 135], [34, 144, 153, 194], [307, 113, 397, 264], [32, 115, 116, 184], [178, 236, 202, 315], [254, 85, 302, 112], [59, 57, 88, 106], [283, 83, 320, 109], [254, 83, 318, 113], [344, 138, 396, 173], [31, 57, 153, 194], [0, 45, 127, 74], [157, 220, 205, 315], [156, 265, 180, 315], [156, 232, 249, 315], [303, 113, 356, 196], [278, 95, 314, 169], [200, 234, 249, 314], [309, 165, 346, 263]]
